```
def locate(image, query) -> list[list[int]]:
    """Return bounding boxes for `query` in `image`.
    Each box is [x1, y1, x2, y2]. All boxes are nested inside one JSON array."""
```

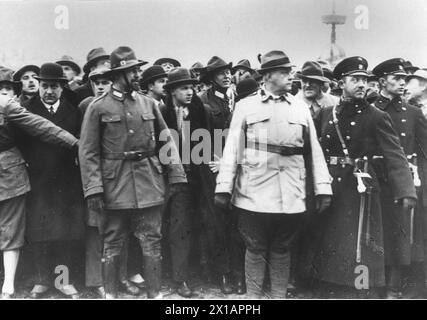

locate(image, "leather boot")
[[102, 256, 119, 299], [219, 274, 234, 294], [143, 255, 162, 299], [245, 250, 267, 298], [269, 251, 291, 299]]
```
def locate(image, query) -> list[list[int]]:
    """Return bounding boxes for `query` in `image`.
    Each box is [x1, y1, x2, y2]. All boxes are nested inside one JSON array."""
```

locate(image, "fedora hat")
[[163, 68, 198, 91], [34, 63, 68, 83], [109, 46, 148, 73], [257, 50, 295, 74], [56, 55, 81, 75], [205, 56, 232, 75], [88, 66, 112, 81], [0, 67, 20, 91], [236, 77, 259, 102], [140, 65, 167, 89], [191, 62, 204, 72], [297, 61, 330, 83], [232, 59, 254, 74], [406, 69, 427, 82], [13, 64, 40, 82], [154, 57, 181, 68], [83, 47, 111, 74]]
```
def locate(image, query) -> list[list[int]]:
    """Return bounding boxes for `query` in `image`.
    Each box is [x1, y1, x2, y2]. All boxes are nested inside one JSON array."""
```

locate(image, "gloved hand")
[[315, 194, 332, 213], [395, 197, 417, 210], [87, 194, 104, 212], [214, 193, 231, 209], [169, 183, 188, 196]]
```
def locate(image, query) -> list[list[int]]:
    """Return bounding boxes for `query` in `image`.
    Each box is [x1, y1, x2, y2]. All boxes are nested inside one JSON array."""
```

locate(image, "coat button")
[[401, 132, 406, 137], [402, 107, 407, 111], [337, 177, 342, 182], [127, 112, 132, 116], [351, 122, 356, 126], [401, 119, 407, 122], [326, 134, 331, 138], [326, 149, 330, 153], [329, 120, 333, 124], [357, 110, 362, 114], [398, 101, 402, 104], [129, 129, 134, 134], [346, 136, 351, 140]]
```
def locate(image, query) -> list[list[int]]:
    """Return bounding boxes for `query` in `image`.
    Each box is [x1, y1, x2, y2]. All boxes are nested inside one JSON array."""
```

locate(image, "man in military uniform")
[[372, 59, 427, 298], [12, 65, 40, 105], [79, 46, 186, 299], [312, 56, 416, 298], [215, 50, 333, 299], [0, 94, 77, 299]]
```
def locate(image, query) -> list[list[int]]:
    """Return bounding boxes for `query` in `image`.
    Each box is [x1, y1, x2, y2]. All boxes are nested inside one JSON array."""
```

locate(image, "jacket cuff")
[[314, 183, 333, 196], [168, 174, 187, 185], [215, 182, 233, 194], [84, 185, 104, 198]]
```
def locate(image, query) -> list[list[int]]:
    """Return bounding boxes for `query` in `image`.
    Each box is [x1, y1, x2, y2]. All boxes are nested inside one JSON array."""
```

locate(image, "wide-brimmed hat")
[[13, 64, 40, 82], [205, 56, 232, 76], [83, 47, 111, 74], [140, 65, 167, 89], [0, 67, 20, 91], [34, 63, 68, 83], [322, 68, 335, 82], [190, 62, 204, 72], [406, 69, 427, 82], [154, 58, 181, 68], [297, 61, 330, 83], [109, 46, 148, 73], [236, 77, 259, 102], [163, 68, 198, 91], [257, 50, 295, 74], [88, 66, 112, 81], [232, 59, 254, 74], [56, 55, 81, 75], [333, 56, 368, 80], [372, 58, 407, 78]]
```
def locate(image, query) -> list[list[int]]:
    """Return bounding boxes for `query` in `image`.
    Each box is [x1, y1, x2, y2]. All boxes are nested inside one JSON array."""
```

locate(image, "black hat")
[[205, 56, 232, 76], [367, 71, 378, 82], [0, 67, 20, 91], [140, 66, 168, 90], [257, 50, 295, 74], [190, 62, 204, 72], [236, 77, 259, 102], [56, 55, 81, 75], [232, 59, 254, 74], [83, 47, 111, 74], [88, 66, 112, 81], [109, 46, 148, 73], [372, 58, 407, 78], [34, 63, 68, 83], [154, 58, 181, 68], [402, 60, 419, 73], [163, 68, 198, 91], [322, 68, 335, 82], [333, 56, 368, 80], [13, 64, 40, 82], [297, 61, 330, 83]]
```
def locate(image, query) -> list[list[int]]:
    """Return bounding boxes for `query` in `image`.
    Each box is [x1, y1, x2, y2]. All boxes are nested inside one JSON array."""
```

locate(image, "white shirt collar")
[[42, 99, 60, 114]]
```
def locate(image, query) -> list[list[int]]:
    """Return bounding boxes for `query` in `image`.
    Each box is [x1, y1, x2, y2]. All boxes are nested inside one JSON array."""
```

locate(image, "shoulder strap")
[[332, 105, 349, 157]]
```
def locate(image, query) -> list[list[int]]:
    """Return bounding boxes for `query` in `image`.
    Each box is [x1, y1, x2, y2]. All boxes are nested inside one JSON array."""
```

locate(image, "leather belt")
[[247, 142, 305, 156], [103, 150, 156, 160], [327, 156, 355, 166]]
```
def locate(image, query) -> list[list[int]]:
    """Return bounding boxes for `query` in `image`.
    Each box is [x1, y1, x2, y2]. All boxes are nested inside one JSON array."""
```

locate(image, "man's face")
[[213, 68, 232, 88], [0, 83, 15, 98], [302, 78, 323, 100], [381, 74, 406, 96], [172, 84, 194, 105], [234, 68, 251, 84], [91, 77, 112, 97], [117, 66, 140, 91], [61, 65, 77, 82], [367, 80, 380, 95], [405, 78, 427, 102], [161, 62, 175, 74], [20, 71, 39, 94], [266, 68, 293, 92], [340, 75, 367, 99], [39, 80, 63, 104], [148, 77, 167, 99], [90, 58, 111, 72]]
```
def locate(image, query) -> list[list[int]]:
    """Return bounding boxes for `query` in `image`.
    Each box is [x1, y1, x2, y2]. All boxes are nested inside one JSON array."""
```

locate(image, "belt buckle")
[[330, 157, 338, 165]]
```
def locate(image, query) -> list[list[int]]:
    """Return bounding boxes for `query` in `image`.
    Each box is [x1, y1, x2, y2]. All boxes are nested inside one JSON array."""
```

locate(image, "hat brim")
[[13, 65, 40, 82], [206, 62, 233, 75], [140, 73, 168, 89], [56, 61, 81, 75], [34, 76, 68, 83], [343, 70, 369, 77], [232, 65, 254, 74], [109, 60, 148, 74], [83, 55, 111, 74], [406, 74, 427, 82], [155, 58, 181, 68], [163, 79, 198, 90], [257, 63, 295, 74], [297, 74, 330, 83]]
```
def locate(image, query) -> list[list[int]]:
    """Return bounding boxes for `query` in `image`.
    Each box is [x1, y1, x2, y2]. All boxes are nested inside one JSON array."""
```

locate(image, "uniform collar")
[[376, 93, 403, 112], [110, 87, 138, 101], [260, 86, 290, 103], [337, 97, 369, 116]]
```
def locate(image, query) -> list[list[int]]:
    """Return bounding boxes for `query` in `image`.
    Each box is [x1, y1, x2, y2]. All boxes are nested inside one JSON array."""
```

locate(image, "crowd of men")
[[1, 45, 427, 300]]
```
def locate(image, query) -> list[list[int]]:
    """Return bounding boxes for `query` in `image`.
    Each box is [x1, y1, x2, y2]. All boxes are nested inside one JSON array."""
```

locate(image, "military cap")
[[109, 46, 148, 73], [333, 56, 368, 80], [372, 58, 407, 78]]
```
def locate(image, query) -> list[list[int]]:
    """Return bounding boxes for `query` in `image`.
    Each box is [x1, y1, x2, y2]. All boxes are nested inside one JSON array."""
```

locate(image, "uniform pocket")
[[0, 154, 27, 188], [141, 113, 156, 141], [101, 114, 122, 139]]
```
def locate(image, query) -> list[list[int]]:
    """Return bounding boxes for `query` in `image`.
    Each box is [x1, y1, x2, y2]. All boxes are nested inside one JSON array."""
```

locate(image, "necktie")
[[176, 106, 184, 132], [49, 106, 55, 115]]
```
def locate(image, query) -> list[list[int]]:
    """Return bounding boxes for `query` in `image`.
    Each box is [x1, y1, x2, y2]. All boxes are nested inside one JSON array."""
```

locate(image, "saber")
[[408, 153, 420, 246], [410, 208, 415, 245]]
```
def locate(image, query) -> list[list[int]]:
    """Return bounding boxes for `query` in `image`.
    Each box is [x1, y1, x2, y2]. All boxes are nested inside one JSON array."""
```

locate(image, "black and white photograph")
[[0, 0, 427, 306]]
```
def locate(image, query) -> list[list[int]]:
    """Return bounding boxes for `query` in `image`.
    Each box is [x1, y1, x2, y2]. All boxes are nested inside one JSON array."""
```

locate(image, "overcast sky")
[[0, 0, 426, 71]]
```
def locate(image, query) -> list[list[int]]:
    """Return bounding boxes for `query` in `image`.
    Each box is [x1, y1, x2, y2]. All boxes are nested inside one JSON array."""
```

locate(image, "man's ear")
[[338, 78, 345, 90], [378, 76, 387, 87]]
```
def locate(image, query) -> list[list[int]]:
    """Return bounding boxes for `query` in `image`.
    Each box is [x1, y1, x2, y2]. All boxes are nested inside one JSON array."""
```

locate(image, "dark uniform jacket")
[[0, 97, 77, 203], [19, 96, 84, 242], [79, 88, 187, 211], [312, 97, 416, 287]]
